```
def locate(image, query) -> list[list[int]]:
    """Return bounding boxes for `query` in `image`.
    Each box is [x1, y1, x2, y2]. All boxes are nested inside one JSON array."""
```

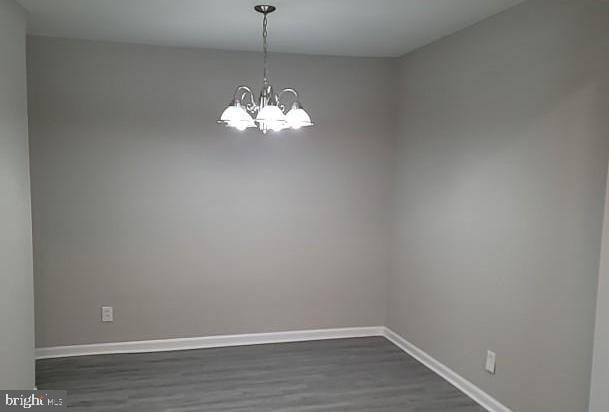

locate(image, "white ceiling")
[[16, 0, 525, 58]]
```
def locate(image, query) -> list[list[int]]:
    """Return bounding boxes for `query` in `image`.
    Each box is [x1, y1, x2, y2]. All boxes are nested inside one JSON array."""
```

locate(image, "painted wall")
[[0, 0, 35, 390], [388, 1, 609, 411], [590, 165, 609, 411], [28, 36, 396, 347]]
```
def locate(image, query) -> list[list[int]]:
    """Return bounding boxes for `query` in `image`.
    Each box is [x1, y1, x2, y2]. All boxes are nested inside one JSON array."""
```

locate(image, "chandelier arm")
[[241, 91, 259, 112], [232, 85, 254, 100], [277, 88, 299, 112], [232, 85, 258, 112]]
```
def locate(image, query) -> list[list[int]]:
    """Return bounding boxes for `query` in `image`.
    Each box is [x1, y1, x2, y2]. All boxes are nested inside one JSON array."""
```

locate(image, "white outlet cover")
[[101, 306, 113, 322]]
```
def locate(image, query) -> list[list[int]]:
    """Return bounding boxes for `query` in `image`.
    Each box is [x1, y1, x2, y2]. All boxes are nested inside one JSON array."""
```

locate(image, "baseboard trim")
[[383, 327, 512, 412], [35, 326, 384, 359]]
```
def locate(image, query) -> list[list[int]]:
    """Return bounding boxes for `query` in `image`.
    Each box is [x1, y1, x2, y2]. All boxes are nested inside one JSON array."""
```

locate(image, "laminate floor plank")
[[37, 337, 485, 411]]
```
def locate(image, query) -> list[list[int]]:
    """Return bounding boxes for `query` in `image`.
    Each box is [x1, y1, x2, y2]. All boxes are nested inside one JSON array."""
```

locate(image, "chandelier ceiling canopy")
[[218, 5, 314, 134]]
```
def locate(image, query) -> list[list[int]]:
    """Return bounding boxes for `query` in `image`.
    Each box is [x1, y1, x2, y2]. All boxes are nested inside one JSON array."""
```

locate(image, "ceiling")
[[16, 0, 525, 58]]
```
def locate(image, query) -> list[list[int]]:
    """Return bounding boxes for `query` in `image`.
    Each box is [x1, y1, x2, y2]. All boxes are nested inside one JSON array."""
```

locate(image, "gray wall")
[[28, 36, 396, 347], [388, 1, 609, 412], [590, 168, 609, 411], [0, 0, 35, 390]]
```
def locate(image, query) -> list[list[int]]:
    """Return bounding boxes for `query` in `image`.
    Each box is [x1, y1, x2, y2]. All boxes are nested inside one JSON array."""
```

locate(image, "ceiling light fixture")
[[218, 5, 313, 133]]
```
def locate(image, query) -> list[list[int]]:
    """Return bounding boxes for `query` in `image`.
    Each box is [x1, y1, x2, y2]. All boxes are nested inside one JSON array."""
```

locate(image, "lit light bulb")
[[231, 121, 248, 131], [271, 121, 287, 132]]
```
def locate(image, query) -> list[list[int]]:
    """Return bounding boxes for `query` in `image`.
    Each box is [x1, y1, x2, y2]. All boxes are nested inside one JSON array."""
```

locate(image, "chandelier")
[[218, 5, 314, 133]]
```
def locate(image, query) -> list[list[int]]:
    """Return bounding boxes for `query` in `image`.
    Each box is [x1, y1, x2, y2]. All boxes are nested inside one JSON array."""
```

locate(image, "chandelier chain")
[[262, 12, 268, 82]]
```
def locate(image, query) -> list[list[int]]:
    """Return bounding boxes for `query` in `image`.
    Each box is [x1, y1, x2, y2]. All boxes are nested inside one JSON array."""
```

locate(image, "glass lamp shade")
[[218, 102, 255, 130], [256, 104, 288, 132], [286, 107, 313, 129], [256, 105, 286, 121], [219, 105, 239, 122], [257, 119, 288, 132]]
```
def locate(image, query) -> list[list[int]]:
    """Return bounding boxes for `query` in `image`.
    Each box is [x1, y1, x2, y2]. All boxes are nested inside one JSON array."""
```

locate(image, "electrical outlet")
[[101, 306, 113, 322], [485, 350, 496, 374]]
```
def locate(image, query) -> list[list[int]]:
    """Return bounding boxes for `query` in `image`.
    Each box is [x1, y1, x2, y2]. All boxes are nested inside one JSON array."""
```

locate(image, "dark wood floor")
[[37, 337, 484, 411]]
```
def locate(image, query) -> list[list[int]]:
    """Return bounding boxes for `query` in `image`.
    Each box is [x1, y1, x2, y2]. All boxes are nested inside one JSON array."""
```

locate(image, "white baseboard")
[[36, 325, 510, 412], [35, 326, 384, 359], [383, 327, 512, 412]]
